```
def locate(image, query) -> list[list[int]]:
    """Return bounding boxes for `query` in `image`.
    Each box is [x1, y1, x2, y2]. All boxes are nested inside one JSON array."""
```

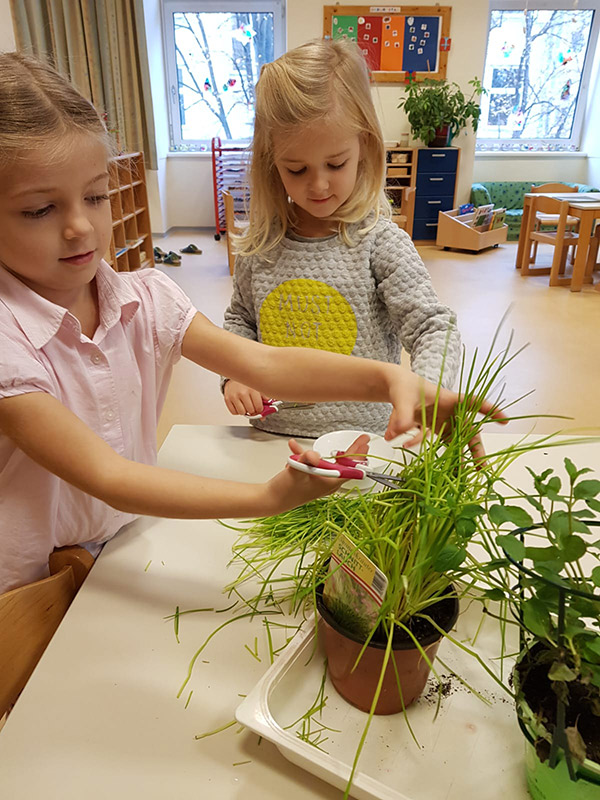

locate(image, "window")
[[477, 1, 600, 151], [162, 0, 285, 151]]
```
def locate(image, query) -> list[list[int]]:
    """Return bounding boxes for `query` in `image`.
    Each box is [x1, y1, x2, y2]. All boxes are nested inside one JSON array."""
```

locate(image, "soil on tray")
[[517, 650, 600, 763]]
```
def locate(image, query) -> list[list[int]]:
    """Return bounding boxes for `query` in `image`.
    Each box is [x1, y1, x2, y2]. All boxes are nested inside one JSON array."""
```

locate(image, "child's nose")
[[63, 209, 94, 239], [309, 170, 329, 193]]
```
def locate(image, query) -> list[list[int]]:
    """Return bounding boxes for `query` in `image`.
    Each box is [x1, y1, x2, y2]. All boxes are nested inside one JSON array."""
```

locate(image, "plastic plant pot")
[[518, 709, 600, 800], [316, 584, 459, 715]]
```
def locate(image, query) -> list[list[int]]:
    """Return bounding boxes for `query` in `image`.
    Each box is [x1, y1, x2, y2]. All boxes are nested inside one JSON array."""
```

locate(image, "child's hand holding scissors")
[[262, 433, 370, 515]]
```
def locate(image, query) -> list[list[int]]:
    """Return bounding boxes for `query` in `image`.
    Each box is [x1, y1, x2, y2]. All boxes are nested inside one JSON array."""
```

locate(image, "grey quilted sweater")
[[223, 218, 461, 437]]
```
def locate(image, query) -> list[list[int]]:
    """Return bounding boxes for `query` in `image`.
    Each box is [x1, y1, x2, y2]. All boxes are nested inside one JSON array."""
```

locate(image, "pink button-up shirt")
[[0, 261, 196, 592]]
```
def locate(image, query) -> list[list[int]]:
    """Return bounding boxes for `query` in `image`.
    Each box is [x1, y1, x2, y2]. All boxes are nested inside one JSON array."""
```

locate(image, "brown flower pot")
[[429, 125, 452, 147], [316, 585, 459, 715]]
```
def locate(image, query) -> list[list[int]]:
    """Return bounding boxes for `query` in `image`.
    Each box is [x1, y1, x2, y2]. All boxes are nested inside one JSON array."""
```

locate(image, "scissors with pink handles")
[[287, 454, 404, 490], [247, 400, 315, 420]]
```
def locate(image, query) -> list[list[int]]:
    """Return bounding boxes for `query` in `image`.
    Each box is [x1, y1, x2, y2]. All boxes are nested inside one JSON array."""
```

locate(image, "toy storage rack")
[[211, 137, 251, 240], [105, 152, 154, 271], [436, 208, 508, 252]]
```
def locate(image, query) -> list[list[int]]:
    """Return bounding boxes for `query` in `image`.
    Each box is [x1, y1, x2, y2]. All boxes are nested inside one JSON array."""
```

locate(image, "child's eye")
[[328, 161, 348, 170], [88, 194, 109, 204], [287, 167, 306, 176], [23, 205, 53, 218]]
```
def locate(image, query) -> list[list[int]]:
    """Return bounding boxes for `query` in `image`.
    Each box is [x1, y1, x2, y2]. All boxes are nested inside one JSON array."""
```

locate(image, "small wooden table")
[[515, 192, 600, 292]]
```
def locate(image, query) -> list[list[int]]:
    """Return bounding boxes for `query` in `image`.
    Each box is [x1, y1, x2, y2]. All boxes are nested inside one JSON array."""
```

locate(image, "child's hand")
[[224, 380, 266, 417], [385, 369, 507, 459], [262, 434, 370, 515]]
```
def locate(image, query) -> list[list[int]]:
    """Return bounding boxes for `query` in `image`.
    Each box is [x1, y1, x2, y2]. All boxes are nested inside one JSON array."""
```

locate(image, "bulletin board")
[[323, 5, 451, 83]]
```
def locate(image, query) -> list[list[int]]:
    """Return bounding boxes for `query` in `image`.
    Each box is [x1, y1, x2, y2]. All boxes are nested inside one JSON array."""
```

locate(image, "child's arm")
[[181, 311, 505, 445], [372, 224, 461, 388], [0, 393, 354, 520]]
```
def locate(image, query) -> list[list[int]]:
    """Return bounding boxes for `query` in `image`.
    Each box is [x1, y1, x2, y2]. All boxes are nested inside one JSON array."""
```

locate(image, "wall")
[[473, 153, 589, 185], [0, 0, 15, 50]]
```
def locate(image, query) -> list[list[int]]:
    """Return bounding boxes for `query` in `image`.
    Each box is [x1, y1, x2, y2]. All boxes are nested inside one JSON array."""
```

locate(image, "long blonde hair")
[[0, 51, 112, 169], [236, 38, 390, 257]]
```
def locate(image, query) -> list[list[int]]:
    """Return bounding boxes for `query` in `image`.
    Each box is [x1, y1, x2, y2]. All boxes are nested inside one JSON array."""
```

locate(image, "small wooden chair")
[[521, 195, 580, 286], [0, 546, 95, 720], [530, 183, 579, 265]]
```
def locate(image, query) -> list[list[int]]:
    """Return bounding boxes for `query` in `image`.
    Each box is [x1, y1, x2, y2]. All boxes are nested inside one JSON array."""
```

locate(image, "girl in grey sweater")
[[222, 38, 461, 438]]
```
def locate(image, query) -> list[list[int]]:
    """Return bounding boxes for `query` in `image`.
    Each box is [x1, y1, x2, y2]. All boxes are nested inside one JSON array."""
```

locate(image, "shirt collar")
[[0, 260, 140, 350]]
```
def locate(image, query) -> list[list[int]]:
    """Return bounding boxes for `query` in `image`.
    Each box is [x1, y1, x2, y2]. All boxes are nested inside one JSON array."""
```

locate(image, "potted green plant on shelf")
[[398, 77, 485, 147], [486, 462, 600, 800]]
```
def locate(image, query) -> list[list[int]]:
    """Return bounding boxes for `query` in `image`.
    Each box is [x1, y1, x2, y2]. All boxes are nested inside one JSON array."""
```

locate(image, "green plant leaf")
[[548, 511, 572, 544], [496, 534, 526, 561], [586, 499, 600, 513], [574, 480, 600, 500], [548, 661, 577, 681], [523, 597, 551, 637], [433, 545, 466, 572], [455, 517, 476, 538], [459, 504, 485, 519], [483, 587, 505, 602], [489, 505, 533, 528], [564, 458, 578, 481], [561, 535, 587, 562], [525, 546, 561, 563], [592, 566, 600, 587]]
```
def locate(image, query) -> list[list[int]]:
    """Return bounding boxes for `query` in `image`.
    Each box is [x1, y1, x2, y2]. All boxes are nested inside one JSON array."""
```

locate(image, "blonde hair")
[[237, 38, 390, 257], [0, 51, 113, 170]]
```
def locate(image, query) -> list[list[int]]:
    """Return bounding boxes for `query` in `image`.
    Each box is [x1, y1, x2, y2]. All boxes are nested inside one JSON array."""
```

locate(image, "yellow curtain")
[[9, 0, 156, 169]]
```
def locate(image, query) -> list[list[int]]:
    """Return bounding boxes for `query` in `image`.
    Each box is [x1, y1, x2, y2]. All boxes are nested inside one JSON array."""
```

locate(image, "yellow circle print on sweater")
[[259, 279, 357, 354]]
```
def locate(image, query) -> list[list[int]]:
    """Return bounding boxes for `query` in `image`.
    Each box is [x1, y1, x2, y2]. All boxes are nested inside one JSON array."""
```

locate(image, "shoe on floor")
[[180, 243, 202, 254], [162, 252, 181, 266], [154, 246, 167, 258]]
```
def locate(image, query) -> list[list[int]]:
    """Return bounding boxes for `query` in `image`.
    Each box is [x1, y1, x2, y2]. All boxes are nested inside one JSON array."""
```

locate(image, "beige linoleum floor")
[[154, 229, 600, 447]]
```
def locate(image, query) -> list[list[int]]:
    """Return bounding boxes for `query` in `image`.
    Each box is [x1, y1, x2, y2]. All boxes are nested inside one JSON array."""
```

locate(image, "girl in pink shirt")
[[0, 53, 504, 593]]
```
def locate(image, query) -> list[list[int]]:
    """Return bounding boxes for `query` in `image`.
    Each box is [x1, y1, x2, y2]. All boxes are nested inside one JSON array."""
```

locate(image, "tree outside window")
[[163, 2, 285, 150], [476, 5, 598, 151]]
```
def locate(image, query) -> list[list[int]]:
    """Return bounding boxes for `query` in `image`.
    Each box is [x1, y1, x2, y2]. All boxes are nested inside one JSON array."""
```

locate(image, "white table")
[[0, 426, 598, 800]]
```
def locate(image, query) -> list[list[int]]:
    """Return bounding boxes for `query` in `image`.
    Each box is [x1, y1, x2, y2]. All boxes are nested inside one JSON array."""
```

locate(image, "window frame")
[[162, 0, 286, 150], [477, 0, 600, 151]]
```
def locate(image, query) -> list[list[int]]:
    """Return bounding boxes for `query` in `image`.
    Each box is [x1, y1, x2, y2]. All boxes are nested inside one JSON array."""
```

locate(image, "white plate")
[[313, 429, 412, 491], [236, 607, 526, 800]]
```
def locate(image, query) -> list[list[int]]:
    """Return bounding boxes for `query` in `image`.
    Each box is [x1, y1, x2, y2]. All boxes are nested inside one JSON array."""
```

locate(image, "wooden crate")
[[105, 152, 153, 272], [436, 208, 508, 252]]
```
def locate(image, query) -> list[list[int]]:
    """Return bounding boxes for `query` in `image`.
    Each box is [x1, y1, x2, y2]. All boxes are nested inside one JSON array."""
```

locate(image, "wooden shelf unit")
[[105, 152, 154, 272], [386, 146, 416, 228]]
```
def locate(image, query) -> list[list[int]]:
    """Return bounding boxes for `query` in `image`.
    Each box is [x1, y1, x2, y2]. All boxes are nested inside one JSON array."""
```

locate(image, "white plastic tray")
[[236, 606, 529, 800]]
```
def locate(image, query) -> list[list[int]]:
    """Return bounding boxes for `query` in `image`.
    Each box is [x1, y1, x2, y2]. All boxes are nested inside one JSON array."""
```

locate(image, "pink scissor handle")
[[287, 454, 366, 479], [246, 401, 278, 420]]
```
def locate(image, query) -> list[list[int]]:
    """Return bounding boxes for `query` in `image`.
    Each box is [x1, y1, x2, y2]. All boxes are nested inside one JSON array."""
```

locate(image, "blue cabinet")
[[412, 147, 459, 241]]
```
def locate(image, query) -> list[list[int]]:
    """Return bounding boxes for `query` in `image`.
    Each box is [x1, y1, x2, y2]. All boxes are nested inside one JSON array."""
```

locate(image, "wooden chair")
[[521, 195, 580, 286], [222, 189, 245, 276], [0, 546, 95, 720], [530, 183, 579, 265]]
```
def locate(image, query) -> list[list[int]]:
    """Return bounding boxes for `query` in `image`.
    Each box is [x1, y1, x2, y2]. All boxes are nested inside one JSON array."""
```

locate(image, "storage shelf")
[[212, 137, 251, 238], [105, 152, 153, 272]]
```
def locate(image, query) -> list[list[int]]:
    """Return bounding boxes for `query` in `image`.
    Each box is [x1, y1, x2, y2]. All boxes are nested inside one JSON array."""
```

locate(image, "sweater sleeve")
[[371, 221, 461, 388], [221, 254, 259, 391], [223, 255, 259, 341]]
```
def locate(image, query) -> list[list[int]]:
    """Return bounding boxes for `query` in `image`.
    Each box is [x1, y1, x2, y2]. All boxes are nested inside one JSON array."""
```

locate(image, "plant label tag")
[[323, 533, 388, 634]]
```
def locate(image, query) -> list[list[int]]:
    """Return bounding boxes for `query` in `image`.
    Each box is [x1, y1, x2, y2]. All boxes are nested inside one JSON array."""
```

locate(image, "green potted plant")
[[222, 334, 583, 797], [487, 462, 600, 799], [398, 77, 485, 147]]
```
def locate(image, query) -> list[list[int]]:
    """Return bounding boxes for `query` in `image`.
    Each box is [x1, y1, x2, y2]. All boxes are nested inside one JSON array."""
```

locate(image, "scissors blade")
[[277, 402, 315, 411], [366, 472, 404, 489]]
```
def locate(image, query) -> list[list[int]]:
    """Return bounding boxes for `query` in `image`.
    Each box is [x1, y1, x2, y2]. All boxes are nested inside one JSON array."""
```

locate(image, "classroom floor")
[[154, 229, 600, 447]]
